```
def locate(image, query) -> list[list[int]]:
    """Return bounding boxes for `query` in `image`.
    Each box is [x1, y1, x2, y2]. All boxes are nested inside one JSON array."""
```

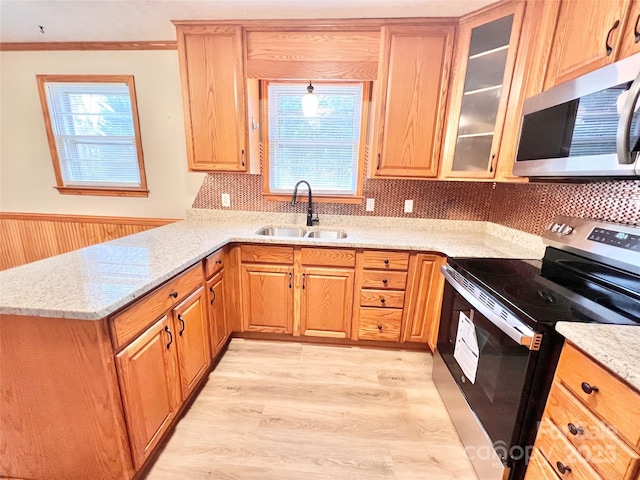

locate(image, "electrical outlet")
[[404, 199, 413, 213], [366, 198, 375, 212], [221, 193, 231, 208]]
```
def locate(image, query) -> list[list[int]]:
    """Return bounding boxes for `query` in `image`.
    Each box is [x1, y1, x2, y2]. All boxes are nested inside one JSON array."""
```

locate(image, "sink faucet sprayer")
[[291, 180, 319, 227]]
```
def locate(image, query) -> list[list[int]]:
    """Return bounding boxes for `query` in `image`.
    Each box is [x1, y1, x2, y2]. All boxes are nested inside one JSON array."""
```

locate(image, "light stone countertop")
[[556, 322, 640, 392], [0, 209, 546, 320]]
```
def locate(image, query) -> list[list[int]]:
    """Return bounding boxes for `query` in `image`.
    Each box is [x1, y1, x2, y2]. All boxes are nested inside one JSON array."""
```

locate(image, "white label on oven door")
[[454, 311, 479, 384]]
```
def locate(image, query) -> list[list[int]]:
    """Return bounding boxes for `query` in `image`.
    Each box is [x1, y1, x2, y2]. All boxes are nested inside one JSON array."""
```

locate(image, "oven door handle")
[[440, 265, 542, 351]]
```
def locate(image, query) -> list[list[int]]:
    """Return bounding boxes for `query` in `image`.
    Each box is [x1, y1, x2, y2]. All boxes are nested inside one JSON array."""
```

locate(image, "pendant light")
[[301, 81, 318, 117]]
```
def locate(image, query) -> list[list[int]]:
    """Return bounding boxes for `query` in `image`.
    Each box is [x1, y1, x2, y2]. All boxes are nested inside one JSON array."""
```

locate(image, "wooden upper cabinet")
[[544, 0, 634, 88], [440, 1, 525, 180], [370, 25, 454, 178], [175, 24, 248, 172]]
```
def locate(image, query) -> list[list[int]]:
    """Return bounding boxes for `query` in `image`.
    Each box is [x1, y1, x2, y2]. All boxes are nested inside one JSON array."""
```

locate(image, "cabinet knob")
[[169, 291, 178, 299], [581, 382, 599, 395], [384, 259, 390, 265], [382, 278, 388, 285], [567, 423, 584, 436], [556, 462, 572, 475], [605, 19, 621, 56], [377, 324, 383, 331], [380, 298, 386, 304]]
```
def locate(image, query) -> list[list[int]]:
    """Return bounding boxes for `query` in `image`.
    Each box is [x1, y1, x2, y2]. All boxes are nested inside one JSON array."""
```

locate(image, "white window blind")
[[268, 83, 363, 195], [44, 82, 142, 188]]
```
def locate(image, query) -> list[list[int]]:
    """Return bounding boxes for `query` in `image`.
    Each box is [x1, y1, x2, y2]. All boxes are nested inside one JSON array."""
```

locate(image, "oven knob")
[[562, 225, 574, 235], [552, 223, 564, 233]]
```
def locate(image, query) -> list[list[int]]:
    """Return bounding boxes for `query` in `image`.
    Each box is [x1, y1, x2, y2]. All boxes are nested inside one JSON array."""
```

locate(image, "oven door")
[[434, 279, 539, 479]]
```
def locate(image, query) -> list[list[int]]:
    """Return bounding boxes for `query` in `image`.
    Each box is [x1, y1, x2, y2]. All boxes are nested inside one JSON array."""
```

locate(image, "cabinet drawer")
[[362, 250, 410, 271], [358, 308, 402, 341], [204, 248, 225, 278], [241, 245, 294, 264], [300, 248, 356, 267], [360, 289, 405, 308], [545, 382, 640, 480], [361, 271, 407, 290], [525, 448, 560, 480], [537, 417, 604, 480], [110, 264, 204, 350], [555, 343, 640, 448]]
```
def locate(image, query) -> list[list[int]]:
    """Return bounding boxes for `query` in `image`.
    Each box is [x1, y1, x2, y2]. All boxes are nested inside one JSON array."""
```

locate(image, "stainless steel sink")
[[306, 230, 347, 239], [256, 227, 347, 239], [255, 227, 307, 237]]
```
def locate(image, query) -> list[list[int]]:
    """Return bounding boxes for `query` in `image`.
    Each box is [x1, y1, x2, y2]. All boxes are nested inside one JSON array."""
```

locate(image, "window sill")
[[263, 193, 364, 205], [55, 186, 149, 197]]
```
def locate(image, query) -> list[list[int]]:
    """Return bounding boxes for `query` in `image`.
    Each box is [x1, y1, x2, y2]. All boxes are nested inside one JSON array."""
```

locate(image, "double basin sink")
[[256, 226, 347, 240]]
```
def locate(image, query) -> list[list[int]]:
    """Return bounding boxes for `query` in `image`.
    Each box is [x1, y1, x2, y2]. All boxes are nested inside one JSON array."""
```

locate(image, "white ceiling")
[[0, 0, 498, 43]]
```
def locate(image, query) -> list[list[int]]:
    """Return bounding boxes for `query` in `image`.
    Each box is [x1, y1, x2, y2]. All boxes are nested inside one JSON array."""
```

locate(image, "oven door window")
[[439, 290, 536, 456]]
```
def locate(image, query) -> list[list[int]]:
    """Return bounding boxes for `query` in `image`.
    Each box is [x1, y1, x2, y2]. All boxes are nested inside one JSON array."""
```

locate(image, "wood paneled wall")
[[0, 213, 178, 271]]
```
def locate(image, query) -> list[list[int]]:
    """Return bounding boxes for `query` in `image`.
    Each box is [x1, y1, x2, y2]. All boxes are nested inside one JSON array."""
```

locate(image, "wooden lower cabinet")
[[207, 270, 228, 354], [116, 315, 180, 469], [299, 266, 354, 338], [241, 263, 293, 333], [403, 254, 446, 349], [173, 287, 211, 401]]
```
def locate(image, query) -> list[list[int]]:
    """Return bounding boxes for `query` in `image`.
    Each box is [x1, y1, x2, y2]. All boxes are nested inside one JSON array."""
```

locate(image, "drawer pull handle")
[[377, 324, 383, 331], [384, 259, 390, 265], [581, 382, 599, 395], [605, 19, 620, 56], [567, 423, 584, 436], [380, 298, 386, 304], [556, 462, 572, 475], [210, 286, 216, 305], [634, 14, 640, 42], [164, 326, 173, 349], [169, 291, 178, 299], [382, 278, 388, 285], [177, 314, 185, 336], [216, 260, 223, 265]]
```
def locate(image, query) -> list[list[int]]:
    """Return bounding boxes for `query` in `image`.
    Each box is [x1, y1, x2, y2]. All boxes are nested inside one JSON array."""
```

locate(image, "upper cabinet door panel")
[[545, 0, 632, 87], [373, 25, 454, 178], [440, 2, 524, 180], [176, 25, 247, 172]]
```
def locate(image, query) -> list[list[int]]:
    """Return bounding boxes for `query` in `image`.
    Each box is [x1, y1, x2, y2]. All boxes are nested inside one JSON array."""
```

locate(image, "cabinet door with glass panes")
[[440, 2, 525, 179]]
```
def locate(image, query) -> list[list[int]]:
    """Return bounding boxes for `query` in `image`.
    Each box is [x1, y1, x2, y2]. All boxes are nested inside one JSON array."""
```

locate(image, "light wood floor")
[[143, 339, 479, 480]]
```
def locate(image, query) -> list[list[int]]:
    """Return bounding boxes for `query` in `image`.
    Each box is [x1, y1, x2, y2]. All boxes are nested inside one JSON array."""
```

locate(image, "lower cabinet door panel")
[[241, 264, 294, 333], [207, 271, 228, 354], [300, 267, 354, 338], [116, 315, 180, 469], [174, 287, 211, 401]]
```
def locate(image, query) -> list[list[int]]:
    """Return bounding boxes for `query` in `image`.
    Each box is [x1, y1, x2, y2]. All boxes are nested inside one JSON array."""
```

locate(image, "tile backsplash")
[[192, 173, 640, 235]]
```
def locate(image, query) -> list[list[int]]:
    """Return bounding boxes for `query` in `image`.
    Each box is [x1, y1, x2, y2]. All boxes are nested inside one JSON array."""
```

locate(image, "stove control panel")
[[588, 228, 640, 251], [543, 215, 640, 276]]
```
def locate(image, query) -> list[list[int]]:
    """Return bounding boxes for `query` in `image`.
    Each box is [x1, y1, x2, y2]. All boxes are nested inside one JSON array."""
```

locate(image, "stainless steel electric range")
[[433, 215, 640, 480]]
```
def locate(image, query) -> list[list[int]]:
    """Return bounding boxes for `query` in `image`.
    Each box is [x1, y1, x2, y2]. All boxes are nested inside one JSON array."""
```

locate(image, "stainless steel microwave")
[[513, 53, 640, 179]]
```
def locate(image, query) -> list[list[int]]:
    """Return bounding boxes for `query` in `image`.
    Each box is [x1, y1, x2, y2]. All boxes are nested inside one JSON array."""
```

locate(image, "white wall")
[[0, 50, 205, 219]]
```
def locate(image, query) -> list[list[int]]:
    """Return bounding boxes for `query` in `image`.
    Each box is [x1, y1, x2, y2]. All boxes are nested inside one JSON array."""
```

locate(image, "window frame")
[[261, 80, 369, 204], [36, 74, 149, 197]]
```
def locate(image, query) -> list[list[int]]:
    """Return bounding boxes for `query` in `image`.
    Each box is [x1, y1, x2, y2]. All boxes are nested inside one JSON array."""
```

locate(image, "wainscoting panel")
[[0, 213, 177, 271]]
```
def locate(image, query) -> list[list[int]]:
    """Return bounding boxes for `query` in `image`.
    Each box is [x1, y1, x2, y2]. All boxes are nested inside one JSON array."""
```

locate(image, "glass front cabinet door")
[[441, 2, 525, 179]]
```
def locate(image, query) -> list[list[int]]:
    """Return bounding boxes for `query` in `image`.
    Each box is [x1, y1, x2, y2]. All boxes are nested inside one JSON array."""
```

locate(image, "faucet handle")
[[311, 214, 320, 225]]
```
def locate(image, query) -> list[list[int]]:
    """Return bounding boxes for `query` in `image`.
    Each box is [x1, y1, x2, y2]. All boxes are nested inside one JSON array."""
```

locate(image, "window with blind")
[[266, 82, 365, 197], [36, 75, 148, 197]]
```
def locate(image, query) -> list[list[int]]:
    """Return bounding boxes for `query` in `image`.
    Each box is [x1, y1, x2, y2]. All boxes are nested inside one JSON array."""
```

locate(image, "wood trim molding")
[[55, 187, 150, 197], [0, 212, 179, 226], [0, 41, 177, 51], [172, 18, 458, 29]]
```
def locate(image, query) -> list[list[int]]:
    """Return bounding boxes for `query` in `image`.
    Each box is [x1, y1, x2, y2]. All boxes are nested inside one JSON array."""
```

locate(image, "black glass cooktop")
[[449, 247, 640, 327]]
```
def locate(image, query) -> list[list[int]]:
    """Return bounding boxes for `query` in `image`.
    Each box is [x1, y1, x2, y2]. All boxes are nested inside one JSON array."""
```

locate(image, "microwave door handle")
[[616, 70, 640, 164]]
